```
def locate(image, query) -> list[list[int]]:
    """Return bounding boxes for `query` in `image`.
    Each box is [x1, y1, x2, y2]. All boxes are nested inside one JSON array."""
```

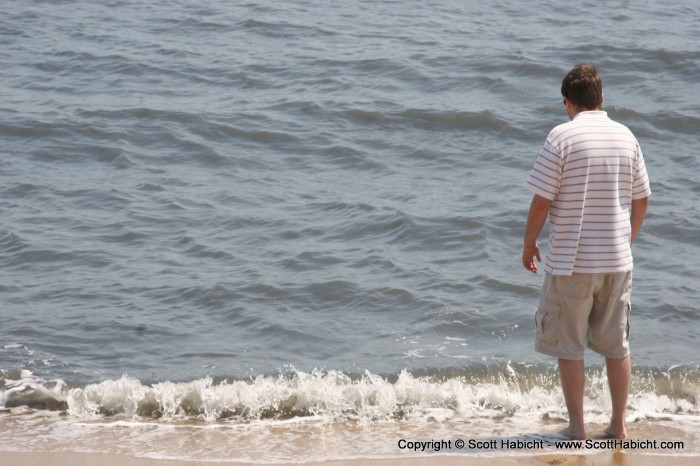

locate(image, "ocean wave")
[[337, 107, 525, 136], [2, 365, 698, 423]]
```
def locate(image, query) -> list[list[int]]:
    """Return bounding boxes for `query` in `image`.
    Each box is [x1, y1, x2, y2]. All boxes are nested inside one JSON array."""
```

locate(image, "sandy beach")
[[3, 451, 700, 466], [2, 408, 697, 466]]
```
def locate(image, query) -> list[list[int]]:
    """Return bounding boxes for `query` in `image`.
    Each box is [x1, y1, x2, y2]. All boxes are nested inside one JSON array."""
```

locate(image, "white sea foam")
[[2, 343, 24, 350], [0, 370, 67, 408], [1, 367, 699, 462], [3, 365, 697, 424]]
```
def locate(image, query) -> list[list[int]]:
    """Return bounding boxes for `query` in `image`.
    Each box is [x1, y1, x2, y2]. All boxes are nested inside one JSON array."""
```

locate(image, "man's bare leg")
[[605, 356, 631, 439], [558, 358, 586, 439]]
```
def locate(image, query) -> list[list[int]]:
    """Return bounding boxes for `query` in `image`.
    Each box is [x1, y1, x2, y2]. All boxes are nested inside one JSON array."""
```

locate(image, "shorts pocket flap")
[[535, 300, 561, 345]]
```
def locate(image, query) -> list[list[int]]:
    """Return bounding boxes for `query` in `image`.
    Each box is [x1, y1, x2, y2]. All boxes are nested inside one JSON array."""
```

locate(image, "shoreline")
[[2, 412, 697, 465], [3, 450, 700, 466]]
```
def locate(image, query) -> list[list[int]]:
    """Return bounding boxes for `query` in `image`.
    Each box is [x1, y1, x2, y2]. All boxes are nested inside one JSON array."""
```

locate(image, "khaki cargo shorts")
[[534, 272, 632, 360]]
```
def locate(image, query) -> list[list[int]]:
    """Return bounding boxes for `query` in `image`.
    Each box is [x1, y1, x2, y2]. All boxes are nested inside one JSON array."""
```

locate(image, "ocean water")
[[1, 0, 699, 462]]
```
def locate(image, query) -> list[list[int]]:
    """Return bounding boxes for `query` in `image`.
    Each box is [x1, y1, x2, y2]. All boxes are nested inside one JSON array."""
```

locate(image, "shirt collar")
[[573, 110, 608, 120]]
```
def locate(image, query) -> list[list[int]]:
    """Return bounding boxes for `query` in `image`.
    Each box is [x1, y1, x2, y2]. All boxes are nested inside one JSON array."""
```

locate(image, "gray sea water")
[[1, 0, 699, 462]]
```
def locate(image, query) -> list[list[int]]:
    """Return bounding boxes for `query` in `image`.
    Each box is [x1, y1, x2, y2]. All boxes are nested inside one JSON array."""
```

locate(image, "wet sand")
[[2, 451, 699, 466]]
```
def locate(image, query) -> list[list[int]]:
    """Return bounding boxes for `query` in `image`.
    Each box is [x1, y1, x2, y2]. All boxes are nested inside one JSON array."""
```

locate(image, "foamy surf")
[[2, 363, 698, 422], [1, 364, 699, 462]]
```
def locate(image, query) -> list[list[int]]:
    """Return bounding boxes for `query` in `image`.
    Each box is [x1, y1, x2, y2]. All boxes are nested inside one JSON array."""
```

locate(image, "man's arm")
[[522, 194, 552, 274], [630, 197, 649, 245]]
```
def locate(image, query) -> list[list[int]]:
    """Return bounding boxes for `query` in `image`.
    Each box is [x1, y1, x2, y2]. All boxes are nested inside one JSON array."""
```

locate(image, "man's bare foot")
[[558, 425, 586, 440], [602, 427, 627, 439]]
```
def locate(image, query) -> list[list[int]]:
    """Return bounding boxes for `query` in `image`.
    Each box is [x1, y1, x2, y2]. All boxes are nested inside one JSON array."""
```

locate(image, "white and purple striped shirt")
[[527, 111, 651, 276]]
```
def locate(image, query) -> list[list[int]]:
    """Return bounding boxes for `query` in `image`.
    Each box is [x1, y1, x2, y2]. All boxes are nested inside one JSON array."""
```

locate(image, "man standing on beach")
[[522, 64, 651, 440]]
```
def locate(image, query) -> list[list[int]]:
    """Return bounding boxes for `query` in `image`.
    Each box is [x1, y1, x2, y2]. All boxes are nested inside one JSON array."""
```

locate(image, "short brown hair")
[[561, 64, 603, 110]]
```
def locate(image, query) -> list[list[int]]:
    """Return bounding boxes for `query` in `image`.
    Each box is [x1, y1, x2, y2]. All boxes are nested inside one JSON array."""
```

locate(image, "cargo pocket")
[[624, 302, 631, 341], [535, 300, 561, 345]]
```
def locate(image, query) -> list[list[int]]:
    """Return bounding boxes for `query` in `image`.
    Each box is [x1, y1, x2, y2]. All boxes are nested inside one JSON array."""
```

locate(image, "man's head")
[[561, 64, 603, 112]]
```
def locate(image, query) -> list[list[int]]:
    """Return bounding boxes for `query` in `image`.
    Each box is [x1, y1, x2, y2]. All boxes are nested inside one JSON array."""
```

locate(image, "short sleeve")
[[631, 143, 651, 199], [526, 137, 563, 200]]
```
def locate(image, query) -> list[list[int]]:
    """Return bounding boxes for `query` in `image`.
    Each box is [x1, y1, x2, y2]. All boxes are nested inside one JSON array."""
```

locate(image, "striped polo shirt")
[[527, 111, 651, 276]]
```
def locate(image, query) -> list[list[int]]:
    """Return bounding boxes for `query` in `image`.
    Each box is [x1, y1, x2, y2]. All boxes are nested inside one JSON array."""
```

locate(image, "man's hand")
[[522, 243, 541, 273], [522, 194, 551, 274]]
